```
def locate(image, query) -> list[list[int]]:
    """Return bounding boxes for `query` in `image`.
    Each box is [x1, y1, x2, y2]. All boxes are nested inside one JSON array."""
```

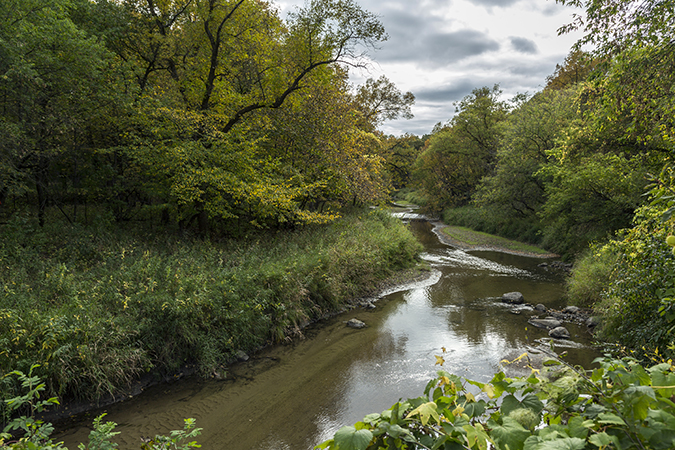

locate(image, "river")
[[55, 220, 599, 450]]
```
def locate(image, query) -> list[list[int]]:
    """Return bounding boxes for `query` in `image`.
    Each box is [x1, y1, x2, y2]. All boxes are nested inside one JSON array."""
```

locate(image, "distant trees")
[[412, 85, 507, 210], [411, 41, 670, 257], [0, 0, 415, 234]]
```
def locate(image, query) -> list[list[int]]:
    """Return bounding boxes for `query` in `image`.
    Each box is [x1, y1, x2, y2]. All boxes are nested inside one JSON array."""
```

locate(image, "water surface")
[[56, 221, 598, 449]]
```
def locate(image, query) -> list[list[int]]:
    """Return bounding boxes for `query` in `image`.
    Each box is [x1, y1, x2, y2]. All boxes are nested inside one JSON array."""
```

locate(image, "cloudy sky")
[[274, 0, 585, 136]]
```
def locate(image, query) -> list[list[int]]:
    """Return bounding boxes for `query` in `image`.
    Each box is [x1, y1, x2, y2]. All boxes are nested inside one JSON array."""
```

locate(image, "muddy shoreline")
[[431, 222, 560, 259], [40, 264, 436, 429]]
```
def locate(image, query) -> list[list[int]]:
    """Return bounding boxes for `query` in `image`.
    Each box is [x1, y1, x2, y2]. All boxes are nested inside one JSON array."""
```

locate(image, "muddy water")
[[55, 221, 599, 450]]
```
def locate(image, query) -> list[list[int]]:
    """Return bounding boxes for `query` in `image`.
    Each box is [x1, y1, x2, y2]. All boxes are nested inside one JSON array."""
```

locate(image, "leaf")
[[535, 437, 586, 450], [589, 432, 613, 447], [597, 412, 626, 425], [406, 402, 441, 426], [435, 355, 445, 366], [489, 417, 531, 450], [333, 426, 373, 450]]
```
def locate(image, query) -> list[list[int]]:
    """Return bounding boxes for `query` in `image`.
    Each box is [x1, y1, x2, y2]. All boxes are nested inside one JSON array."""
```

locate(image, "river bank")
[[433, 223, 559, 258], [53, 219, 599, 450], [1, 208, 424, 427]]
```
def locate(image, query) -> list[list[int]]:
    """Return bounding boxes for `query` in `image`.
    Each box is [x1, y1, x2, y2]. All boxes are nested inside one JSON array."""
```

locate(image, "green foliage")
[[474, 87, 578, 224], [566, 244, 619, 308], [139, 419, 201, 450], [2, 365, 59, 445], [557, 0, 675, 55], [413, 86, 508, 212], [318, 355, 675, 450], [0, 369, 200, 450], [0, 0, 403, 234], [0, 209, 422, 404], [538, 151, 648, 258], [589, 205, 675, 358]]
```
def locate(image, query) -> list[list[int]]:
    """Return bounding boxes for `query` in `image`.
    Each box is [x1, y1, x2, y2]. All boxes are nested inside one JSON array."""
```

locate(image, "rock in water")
[[548, 326, 570, 339], [501, 292, 524, 304], [528, 317, 562, 329], [534, 304, 547, 312], [346, 318, 366, 329], [563, 305, 580, 314]]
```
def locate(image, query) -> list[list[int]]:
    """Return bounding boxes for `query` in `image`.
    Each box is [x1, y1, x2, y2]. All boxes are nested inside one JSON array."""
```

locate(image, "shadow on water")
[[54, 220, 600, 450]]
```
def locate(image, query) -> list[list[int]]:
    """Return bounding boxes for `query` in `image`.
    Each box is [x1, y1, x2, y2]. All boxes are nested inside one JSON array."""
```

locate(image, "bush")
[[566, 244, 619, 308], [318, 354, 675, 450], [591, 206, 675, 359], [0, 208, 422, 405]]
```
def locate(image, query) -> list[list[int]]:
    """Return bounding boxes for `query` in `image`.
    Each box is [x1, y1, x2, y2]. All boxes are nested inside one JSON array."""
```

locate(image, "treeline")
[[0, 0, 430, 410], [0, 0, 414, 234], [399, 0, 675, 358], [402, 48, 669, 259]]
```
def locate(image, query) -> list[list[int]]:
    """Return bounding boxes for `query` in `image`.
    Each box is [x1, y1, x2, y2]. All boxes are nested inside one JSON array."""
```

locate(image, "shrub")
[[318, 354, 675, 450], [1, 208, 422, 403], [566, 243, 619, 308]]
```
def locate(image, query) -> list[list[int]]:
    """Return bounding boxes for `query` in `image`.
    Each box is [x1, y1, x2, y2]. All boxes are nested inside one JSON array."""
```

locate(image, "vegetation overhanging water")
[[53, 220, 600, 450]]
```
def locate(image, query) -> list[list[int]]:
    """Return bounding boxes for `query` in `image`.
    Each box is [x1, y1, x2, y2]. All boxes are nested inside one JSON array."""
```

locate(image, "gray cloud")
[[376, 29, 500, 68], [413, 80, 480, 104], [509, 36, 538, 54], [469, 0, 521, 6]]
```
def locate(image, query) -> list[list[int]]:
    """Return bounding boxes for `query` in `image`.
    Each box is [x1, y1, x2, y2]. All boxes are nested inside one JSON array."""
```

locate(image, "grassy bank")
[[0, 208, 422, 415], [438, 225, 555, 257]]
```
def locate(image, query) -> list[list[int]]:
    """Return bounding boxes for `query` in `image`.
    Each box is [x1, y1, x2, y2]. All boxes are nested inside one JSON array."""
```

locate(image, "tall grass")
[[441, 206, 544, 247], [566, 244, 619, 308], [0, 208, 422, 413]]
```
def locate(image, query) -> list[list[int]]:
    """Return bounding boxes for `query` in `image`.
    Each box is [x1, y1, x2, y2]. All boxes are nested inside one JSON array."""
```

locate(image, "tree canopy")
[[0, 0, 414, 235]]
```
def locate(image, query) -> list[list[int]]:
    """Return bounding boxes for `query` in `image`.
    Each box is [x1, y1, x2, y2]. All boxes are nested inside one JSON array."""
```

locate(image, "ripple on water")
[[421, 249, 532, 277]]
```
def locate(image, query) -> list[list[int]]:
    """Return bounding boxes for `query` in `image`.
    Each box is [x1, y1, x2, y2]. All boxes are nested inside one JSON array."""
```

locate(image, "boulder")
[[528, 317, 562, 329], [586, 316, 600, 328], [548, 326, 571, 339], [501, 292, 525, 304], [563, 305, 580, 314], [346, 318, 366, 329], [534, 304, 547, 312]]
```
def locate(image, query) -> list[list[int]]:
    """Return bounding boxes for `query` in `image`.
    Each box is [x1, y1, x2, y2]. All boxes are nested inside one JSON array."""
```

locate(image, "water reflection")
[[56, 220, 598, 450]]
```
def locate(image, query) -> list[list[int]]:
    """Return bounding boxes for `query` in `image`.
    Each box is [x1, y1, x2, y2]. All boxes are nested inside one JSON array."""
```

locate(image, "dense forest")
[[0, 0, 423, 410], [0, 0, 416, 231], [3, 0, 675, 447], [393, 0, 675, 361]]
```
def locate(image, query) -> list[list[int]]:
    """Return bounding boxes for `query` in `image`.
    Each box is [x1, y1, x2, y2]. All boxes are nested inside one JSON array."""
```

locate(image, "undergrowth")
[[0, 208, 422, 415]]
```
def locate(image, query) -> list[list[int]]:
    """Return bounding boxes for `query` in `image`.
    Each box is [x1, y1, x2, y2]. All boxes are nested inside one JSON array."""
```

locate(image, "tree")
[[0, 0, 118, 226], [545, 49, 598, 90], [557, 0, 675, 55], [379, 134, 425, 190], [413, 85, 508, 211], [353, 76, 415, 132], [474, 87, 579, 220], [105, 0, 388, 232]]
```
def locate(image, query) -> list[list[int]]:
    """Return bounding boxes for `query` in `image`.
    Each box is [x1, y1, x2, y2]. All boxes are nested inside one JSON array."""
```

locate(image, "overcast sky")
[[274, 0, 584, 136]]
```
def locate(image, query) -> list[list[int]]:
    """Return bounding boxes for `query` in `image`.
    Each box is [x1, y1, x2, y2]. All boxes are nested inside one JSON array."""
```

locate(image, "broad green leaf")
[[489, 417, 531, 450], [501, 395, 521, 416], [362, 413, 380, 425], [567, 416, 590, 439], [597, 412, 626, 425], [589, 432, 612, 447], [535, 437, 586, 450], [521, 394, 544, 414], [501, 394, 544, 416], [406, 401, 440, 426], [333, 426, 373, 450], [463, 423, 490, 450]]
